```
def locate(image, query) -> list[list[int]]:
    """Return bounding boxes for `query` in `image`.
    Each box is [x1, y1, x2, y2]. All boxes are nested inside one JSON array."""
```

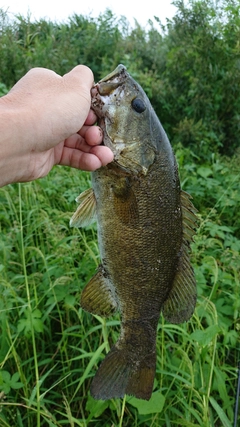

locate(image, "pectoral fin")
[[162, 190, 198, 323], [81, 266, 118, 317], [113, 177, 139, 226], [70, 188, 96, 228]]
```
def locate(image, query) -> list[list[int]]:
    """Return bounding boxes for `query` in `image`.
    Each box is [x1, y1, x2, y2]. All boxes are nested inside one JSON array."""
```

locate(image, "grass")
[[0, 155, 239, 426]]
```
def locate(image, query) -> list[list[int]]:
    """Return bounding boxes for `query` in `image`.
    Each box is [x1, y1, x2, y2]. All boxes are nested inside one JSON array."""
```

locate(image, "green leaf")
[[46, 284, 69, 305], [17, 308, 44, 336], [127, 390, 165, 414], [32, 309, 44, 333], [9, 372, 23, 390], [197, 166, 213, 179], [0, 370, 11, 394], [209, 396, 232, 427], [64, 294, 76, 307], [0, 370, 23, 394], [190, 325, 220, 347], [86, 395, 109, 418]]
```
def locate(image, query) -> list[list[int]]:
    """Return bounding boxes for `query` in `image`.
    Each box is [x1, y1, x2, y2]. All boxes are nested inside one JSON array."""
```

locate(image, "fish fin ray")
[[181, 190, 198, 243], [162, 245, 197, 323], [125, 351, 156, 399], [81, 266, 118, 317], [90, 344, 155, 401], [162, 191, 198, 323], [70, 188, 96, 228], [113, 177, 139, 226]]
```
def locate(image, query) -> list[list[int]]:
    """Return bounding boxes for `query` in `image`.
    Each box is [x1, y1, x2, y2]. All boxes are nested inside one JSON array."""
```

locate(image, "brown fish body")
[[70, 65, 197, 400], [93, 150, 182, 321]]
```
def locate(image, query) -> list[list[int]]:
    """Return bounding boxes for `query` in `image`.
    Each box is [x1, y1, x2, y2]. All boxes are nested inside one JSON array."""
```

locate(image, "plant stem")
[[119, 395, 126, 427], [18, 184, 41, 427]]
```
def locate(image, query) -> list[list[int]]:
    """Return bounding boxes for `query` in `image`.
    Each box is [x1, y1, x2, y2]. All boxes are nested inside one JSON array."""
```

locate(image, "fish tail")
[[90, 345, 156, 401], [90, 319, 157, 401]]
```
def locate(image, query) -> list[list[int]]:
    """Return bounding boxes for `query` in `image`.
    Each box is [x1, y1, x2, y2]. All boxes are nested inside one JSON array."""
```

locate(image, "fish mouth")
[[91, 64, 127, 104], [90, 64, 130, 166], [98, 64, 127, 84], [90, 81, 116, 154], [96, 64, 126, 95]]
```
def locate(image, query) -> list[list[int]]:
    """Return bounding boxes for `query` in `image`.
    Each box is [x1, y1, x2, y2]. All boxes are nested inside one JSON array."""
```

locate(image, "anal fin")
[[81, 266, 118, 317]]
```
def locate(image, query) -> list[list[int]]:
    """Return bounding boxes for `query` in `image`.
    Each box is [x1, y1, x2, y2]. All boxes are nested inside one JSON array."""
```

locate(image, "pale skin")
[[0, 65, 114, 187]]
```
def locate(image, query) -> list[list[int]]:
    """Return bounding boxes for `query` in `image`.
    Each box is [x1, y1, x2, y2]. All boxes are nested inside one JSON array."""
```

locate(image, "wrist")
[[0, 95, 30, 186]]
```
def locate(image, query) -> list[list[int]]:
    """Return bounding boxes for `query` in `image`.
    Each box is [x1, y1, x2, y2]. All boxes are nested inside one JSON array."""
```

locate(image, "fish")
[[70, 64, 198, 401]]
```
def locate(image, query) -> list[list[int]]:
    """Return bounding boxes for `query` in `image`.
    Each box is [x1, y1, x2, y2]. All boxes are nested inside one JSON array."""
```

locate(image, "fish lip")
[[91, 64, 127, 98], [90, 86, 103, 115], [97, 81, 122, 96], [98, 64, 127, 83]]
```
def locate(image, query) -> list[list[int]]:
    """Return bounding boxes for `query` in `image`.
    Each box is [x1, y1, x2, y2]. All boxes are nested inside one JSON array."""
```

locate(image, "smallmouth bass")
[[70, 65, 198, 401]]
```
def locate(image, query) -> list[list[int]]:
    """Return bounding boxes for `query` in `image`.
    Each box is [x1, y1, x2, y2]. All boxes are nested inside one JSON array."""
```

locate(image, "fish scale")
[[70, 64, 198, 400]]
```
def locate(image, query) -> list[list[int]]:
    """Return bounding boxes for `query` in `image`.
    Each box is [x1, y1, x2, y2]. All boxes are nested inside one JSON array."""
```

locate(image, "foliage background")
[[0, 0, 239, 425]]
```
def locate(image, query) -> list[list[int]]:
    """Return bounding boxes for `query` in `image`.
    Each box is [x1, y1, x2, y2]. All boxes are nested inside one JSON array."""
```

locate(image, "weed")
[[0, 155, 239, 425]]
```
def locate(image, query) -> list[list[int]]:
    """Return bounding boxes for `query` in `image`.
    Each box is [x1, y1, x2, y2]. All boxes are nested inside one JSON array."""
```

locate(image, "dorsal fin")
[[162, 190, 198, 323], [181, 190, 198, 244]]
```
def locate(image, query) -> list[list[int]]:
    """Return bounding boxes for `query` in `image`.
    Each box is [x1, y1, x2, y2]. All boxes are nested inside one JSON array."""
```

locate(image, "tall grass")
[[0, 155, 239, 426]]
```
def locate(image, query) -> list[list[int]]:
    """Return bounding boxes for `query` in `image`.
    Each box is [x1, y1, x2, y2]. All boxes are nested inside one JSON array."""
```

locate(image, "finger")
[[78, 125, 103, 146], [90, 145, 114, 166], [84, 109, 98, 125], [63, 65, 94, 91], [64, 132, 103, 152], [63, 134, 87, 149], [58, 147, 102, 171], [85, 126, 103, 146], [58, 145, 114, 170]]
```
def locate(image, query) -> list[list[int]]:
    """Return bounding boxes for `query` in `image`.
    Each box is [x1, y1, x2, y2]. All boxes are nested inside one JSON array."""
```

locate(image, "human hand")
[[0, 65, 113, 186]]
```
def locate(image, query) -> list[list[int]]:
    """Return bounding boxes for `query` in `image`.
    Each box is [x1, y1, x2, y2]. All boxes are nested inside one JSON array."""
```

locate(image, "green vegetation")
[[0, 0, 239, 425]]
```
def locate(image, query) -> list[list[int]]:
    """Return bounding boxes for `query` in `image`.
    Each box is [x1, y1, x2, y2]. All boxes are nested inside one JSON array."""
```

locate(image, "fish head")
[[91, 64, 163, 175]]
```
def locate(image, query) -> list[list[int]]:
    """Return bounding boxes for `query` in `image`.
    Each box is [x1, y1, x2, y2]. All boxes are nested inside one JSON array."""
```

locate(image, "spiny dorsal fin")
[[70, 187, 96, 228], [162, 190, 198, 323], [81, 266, 118, 317]]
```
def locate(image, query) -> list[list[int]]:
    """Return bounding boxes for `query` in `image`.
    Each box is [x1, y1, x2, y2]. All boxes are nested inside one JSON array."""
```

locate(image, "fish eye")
[[131, 98, 146, 113]]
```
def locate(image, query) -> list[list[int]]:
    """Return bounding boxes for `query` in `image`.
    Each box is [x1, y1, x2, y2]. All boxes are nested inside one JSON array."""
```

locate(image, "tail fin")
[[90, 343, 156, 401]]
